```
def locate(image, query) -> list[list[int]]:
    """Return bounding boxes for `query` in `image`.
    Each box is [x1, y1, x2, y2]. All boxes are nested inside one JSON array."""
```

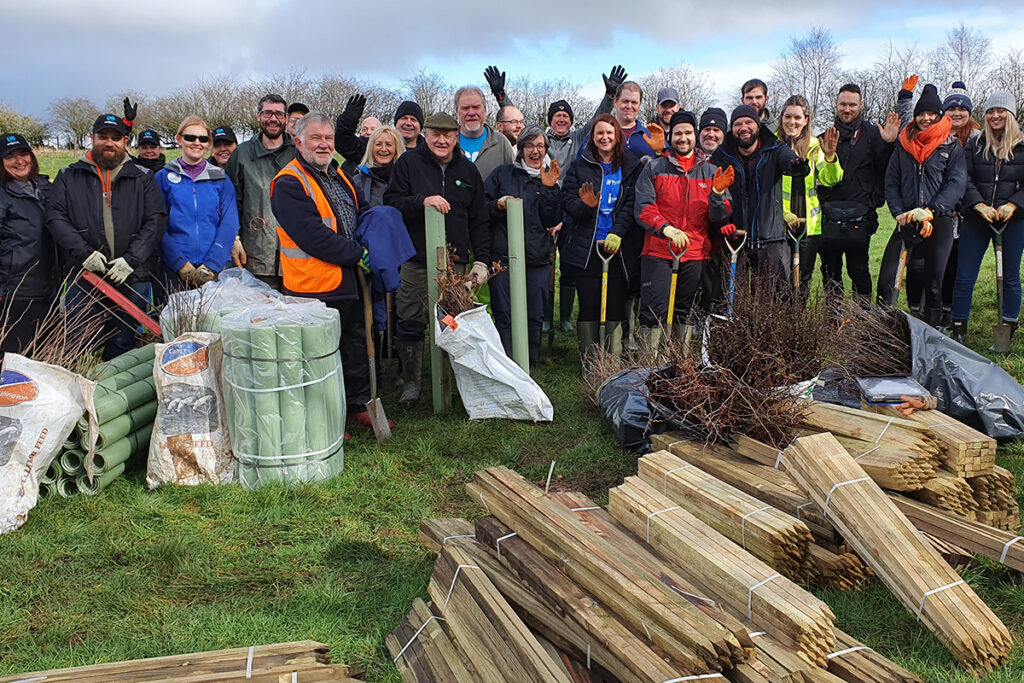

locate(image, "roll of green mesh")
[[41, 458, 62, 485], [82, 400, 157, 450], [90, 344, 156, 380], [97, 361, 154, 391], [55, 476, 78, 497], [277, 321, 307, 463], [248, 323, 282, 462], [60, 449, 85, 477], [76, 463, 125, 495], [93, 423, 153, 471]]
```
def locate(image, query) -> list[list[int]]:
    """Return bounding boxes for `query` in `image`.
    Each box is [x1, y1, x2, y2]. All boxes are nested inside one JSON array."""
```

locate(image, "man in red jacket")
[[633, 111, 735, 350]]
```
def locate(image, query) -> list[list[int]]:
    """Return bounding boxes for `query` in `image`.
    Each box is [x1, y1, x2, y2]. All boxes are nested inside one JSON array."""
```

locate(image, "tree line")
[[4, 21, 1023, 151]]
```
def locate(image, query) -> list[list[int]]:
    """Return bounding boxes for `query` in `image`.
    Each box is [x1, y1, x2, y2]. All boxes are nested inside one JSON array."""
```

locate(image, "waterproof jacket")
[[352, 163, 393, 208], [634, 149, 732, 261], [560, 148, 644, 279], [484, 162, 561, 267], [962, 135, 1024, 211], [545, 96, 614, 172], [270, 154, 366, 301], [624, 121, 660, 158], [462, 125, 515, 182], [781, 136, 844, 237], [884, 133, 967, 218], [711, 127, 808, 244], [817, 117, 894, 223], [224, 133, 295, 276], [383, 142, 490, 266], [47, 154, 166, 284], [0, 176, 55, 301], [154, 160, 239, 273]]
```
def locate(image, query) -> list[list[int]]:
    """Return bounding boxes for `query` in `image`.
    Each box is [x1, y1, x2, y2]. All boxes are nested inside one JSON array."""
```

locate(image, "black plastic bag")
[[595, 367, 666, 453]]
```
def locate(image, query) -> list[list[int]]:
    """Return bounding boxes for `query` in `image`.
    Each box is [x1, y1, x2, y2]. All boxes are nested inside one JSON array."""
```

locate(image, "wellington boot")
[[576, 321, 600, 359], [923, 307, 943, 328], [604, 321, 623, 355], [498, 327, 513, 357], [528, 326, 543, 370], [397, 340, 423, 407], [672, 324, 694, 355], [622, 298, 640, 352], [950, 320, 967, 345], [559, 286, 576, 332], [637, 326, 662, 357]]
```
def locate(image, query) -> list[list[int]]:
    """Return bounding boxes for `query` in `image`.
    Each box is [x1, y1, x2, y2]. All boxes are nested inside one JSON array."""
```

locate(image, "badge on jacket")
[[167, 172, 182, 184]]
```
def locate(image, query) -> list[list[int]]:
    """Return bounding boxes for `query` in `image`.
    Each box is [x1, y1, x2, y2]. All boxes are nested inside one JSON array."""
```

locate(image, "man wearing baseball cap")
[[655, 88, 681, 132], [383, 112, 489, 406], [208, 126, 237, 169], [286, 102, 309, 137], [134, 129, 165, 173], [48, 114, 166, 359]]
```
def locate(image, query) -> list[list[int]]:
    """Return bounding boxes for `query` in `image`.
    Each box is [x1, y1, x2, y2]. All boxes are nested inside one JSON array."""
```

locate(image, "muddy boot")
[[397, 340, 423, 407], [636, 326, 662, 357], [498, 327, 513, 357], [604, 321, 623, 355], [950, 320, 967, 345], [528, 325, 542, 370], [559, 286, 576, 332], [576, 321, 599, 358], [991, 319, 1018, 354]]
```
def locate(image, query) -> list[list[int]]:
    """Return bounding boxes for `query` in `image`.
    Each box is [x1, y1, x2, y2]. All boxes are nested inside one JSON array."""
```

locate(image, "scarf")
[[899, 116, 953, 165], [834, 115, 863, 142], [516, 159, 542, 177]]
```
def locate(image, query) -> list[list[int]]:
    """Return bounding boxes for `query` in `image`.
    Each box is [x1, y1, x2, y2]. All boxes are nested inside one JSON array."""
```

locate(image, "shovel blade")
[[992, 323, 1014, 354], [365, 398, 392, 442]]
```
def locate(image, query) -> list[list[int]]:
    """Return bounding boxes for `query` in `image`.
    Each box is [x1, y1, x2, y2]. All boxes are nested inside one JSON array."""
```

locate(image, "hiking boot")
[[950, 320, 967, 344]]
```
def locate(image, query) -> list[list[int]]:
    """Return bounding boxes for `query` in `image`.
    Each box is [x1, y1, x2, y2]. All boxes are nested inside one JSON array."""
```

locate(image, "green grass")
[[3, 151, 1023, 682]]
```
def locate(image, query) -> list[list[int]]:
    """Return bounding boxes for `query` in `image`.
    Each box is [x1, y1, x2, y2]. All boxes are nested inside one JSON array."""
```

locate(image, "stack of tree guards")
[[39, 345, 156, 498], [390, 466, 924, 683], [0, 641, 364, 682]]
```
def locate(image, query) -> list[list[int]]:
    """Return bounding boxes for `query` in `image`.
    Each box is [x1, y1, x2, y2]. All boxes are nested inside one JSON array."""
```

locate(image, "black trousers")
[[819, 218, 873, 298], [735, 241, 791, 295], [701, 242, 725, 309], [876, 215, 955, 313], [325, 295, 371, 415], [577, 252, 627, 323], [639, 255, 704, 327], [1, 299, 50, 356], [907, 238, 958, 311], [797, 235, 821, 290]]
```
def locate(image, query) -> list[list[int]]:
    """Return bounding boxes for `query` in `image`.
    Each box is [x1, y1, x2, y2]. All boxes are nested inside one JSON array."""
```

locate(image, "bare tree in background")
[[989, 49, 1024, 123], [505, 76, 594, 128], [925, 22, 991, 99], [635, 63, 715, 124], [104, 90, 148, 135], [0, 102, 48, 145], [770, 27, 843, 128], [48, 97, 99, 150], [851, 40, 922, 125], [401, 69, 455, 117]]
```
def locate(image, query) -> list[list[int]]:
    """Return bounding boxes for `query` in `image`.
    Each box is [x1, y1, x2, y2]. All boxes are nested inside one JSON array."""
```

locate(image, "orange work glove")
[[712, 165, 735, 194], [902, 75, 919, 92], [642, 124, 665, 153], [578, 181, 600, 208], [540, 158, 560, 187], [919, 219, 933, 239]]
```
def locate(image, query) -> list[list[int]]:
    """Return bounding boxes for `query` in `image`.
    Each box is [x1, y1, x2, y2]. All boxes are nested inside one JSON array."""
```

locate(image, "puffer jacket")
[[711, 126, 809, 244], [0, 176, 55, 300], [781, 136, 843, 237], [962, 134, 1024, 211], [47, 153, 166, 284], [885, 134, 967, 218], [634, 149, 731, 261], [154, 160, 239, 273], [484, 162, 561, 267], [560, 148, 644, 279]]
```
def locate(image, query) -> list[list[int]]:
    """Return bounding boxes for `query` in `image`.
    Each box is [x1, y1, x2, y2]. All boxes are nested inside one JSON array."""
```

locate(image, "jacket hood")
[[164, 158, 227, 182]]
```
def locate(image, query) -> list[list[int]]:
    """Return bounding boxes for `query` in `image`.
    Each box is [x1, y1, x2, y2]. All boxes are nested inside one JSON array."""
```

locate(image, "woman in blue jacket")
[[155, 116, 239, 294]]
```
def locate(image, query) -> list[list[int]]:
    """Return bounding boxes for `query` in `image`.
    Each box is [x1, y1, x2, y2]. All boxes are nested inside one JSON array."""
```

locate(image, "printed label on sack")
[[442, 314, 458, 330], [0, 370, 38, 406], [160, 341, 209, 376]]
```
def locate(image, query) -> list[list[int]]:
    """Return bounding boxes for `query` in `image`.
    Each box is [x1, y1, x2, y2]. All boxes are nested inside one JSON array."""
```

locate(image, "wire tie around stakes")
[[741, 506, 773, 549], [11, 678, 47, 683], [661, 675, 727, 682], [855, 445, 881, 461], [663, 464, 694, 493], [823, 477, 871, 518], [292, 673, 297, 683], [392, 615, 446, 662], [495, 532, 517, 559], [668, 439, 686, 449], [478, 493, 489, 513], [747, 574, 782, 619], [795, 502, 813, 519], [668, 584, 716, 608], [571, 506, 600, 512], [442, 534, 474, 545], [642, 621, 652, 641], [916, 579, 965, 621], [442, 564, 482, 615], [586, 644, 591, 669], [748, 631, 766, 637], [827, 646, 870, 660], [647, 506, 681, 543], [545, 460, 556, 494], [1000, 536, 1024, 563], [874, 417, 895, 444], [774, 450, 784, 469], [245, 646, 254, 679]]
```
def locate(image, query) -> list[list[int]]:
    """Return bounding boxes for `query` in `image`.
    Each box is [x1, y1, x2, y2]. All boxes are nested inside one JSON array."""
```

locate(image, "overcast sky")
[[5, 1, 1024, 118]]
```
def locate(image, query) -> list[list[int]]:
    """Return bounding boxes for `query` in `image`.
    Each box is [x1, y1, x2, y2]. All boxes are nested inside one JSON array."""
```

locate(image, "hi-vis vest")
[[781, 136, 843, 237], [270, 159, 359, 294]]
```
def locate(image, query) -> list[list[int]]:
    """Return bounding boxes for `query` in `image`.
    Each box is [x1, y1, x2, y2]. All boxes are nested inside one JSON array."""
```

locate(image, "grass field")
[[2, 150, 1023, 681]]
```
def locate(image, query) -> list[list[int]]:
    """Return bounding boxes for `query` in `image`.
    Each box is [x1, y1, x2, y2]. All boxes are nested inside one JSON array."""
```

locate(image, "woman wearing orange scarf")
[[877, 83, 967, 325]]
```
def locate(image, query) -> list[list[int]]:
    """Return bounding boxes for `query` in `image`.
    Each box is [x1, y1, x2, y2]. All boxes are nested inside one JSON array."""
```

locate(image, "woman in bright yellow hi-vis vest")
[[270, 111, 386, 434], [775, 95, 843, 293]]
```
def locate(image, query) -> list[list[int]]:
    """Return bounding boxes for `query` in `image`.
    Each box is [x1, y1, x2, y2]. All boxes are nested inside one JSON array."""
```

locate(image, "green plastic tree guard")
[[425, 206, 447, 414], [505, 198, 530, 373], [76, 463, 126, 495]]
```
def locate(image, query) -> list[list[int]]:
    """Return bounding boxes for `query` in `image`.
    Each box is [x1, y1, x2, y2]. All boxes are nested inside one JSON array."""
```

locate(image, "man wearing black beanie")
[[710, 105, 809, 292], [699, 107, 727, 155]]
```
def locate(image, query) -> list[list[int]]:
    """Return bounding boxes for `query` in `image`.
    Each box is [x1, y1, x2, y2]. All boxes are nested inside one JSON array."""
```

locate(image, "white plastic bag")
[[0, 354, 90, 534], [435, 304, 553, 422], [146, 333, 233, 488]]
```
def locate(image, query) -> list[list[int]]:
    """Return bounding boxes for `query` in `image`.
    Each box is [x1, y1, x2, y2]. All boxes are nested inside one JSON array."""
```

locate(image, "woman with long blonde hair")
[[950, 92, 1024, 350]]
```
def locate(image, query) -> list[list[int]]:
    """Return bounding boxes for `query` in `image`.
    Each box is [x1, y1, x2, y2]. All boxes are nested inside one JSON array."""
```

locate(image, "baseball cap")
[[92, 114, 129, 136], [212, 126, 237, 144], [0, 134, 30, 158], [138, 130, 160, 146], [287, 102, 309, 116], [657, 87, 680, 106]]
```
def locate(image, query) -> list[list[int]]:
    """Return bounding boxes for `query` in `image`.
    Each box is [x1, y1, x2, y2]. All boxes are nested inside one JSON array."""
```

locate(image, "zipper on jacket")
[[917, 163, 925, 208], [991, 160, 1002, 207], [193, 181, 200, 264]]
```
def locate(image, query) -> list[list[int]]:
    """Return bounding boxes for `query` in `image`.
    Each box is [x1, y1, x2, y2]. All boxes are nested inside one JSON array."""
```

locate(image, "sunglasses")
[[182, 134, 210, 143]]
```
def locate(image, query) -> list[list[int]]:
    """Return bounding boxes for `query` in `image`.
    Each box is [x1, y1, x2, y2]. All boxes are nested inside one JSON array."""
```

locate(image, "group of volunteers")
[[1, 62, 1022, 433]]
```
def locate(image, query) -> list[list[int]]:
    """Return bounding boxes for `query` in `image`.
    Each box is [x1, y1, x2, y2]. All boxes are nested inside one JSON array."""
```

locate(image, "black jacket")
[[0, 176, 55, 301], [885, 134, 967, 218], [270, 155, 367, 301], [47, 156, 166, 284], [484, 163, 561, 267], [817, 117, 895, 223], [352, 163, 393, 208], [559, 149, 644, 280], [383, 142, 490, 266], [962, 135, 1024, 211], [711, 127, 808, 244]]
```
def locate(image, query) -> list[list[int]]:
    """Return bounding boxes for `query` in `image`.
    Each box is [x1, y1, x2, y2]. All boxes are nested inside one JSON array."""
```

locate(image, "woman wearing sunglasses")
[[154, 116, 239, 293]]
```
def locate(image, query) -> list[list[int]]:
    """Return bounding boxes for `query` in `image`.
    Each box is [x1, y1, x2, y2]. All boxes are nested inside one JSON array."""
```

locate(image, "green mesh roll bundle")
[[221, 301, 344, 489]]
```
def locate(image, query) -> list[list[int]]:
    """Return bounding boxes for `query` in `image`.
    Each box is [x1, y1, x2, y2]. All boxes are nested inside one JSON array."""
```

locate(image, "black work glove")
[[603, 65, 627, 98], [337, 94, 366, 133], [122, 97, 137, 128], [483, 66, 508, 106]]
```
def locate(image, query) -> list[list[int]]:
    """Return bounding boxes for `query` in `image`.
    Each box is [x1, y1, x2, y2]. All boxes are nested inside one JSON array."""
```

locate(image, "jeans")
[[951, 215, 1024, 323]]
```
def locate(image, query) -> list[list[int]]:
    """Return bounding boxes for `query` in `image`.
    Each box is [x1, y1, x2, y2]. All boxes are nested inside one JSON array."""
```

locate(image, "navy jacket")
[[962, 135, 1024, 210], [484, 163, 561, 268], [818, 117, 895, 223], [154, 160, 239, 272], [0, 176, 55, 301], [355, 205, 415, 326], [885, 134, 967, 218], [711, 127, 808, 244], [559, 149, 644, 280]]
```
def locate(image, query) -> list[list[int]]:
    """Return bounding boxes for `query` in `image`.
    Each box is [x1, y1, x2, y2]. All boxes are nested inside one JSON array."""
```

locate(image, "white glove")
[[469, 261, 489, 285], [106, 257, 133, 285], [83, 250, 108, 273]]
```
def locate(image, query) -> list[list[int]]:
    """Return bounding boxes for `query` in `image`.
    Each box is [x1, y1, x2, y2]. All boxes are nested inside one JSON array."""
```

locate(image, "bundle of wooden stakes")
[[0, 641, 362, 682]]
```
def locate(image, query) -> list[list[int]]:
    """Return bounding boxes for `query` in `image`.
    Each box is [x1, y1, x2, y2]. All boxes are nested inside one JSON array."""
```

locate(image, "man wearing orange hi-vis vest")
[[270, 111, 381, 433]]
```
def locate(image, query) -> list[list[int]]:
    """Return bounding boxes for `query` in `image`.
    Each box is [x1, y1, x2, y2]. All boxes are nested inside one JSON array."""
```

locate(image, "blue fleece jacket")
[[154, 159, 239, 272]]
